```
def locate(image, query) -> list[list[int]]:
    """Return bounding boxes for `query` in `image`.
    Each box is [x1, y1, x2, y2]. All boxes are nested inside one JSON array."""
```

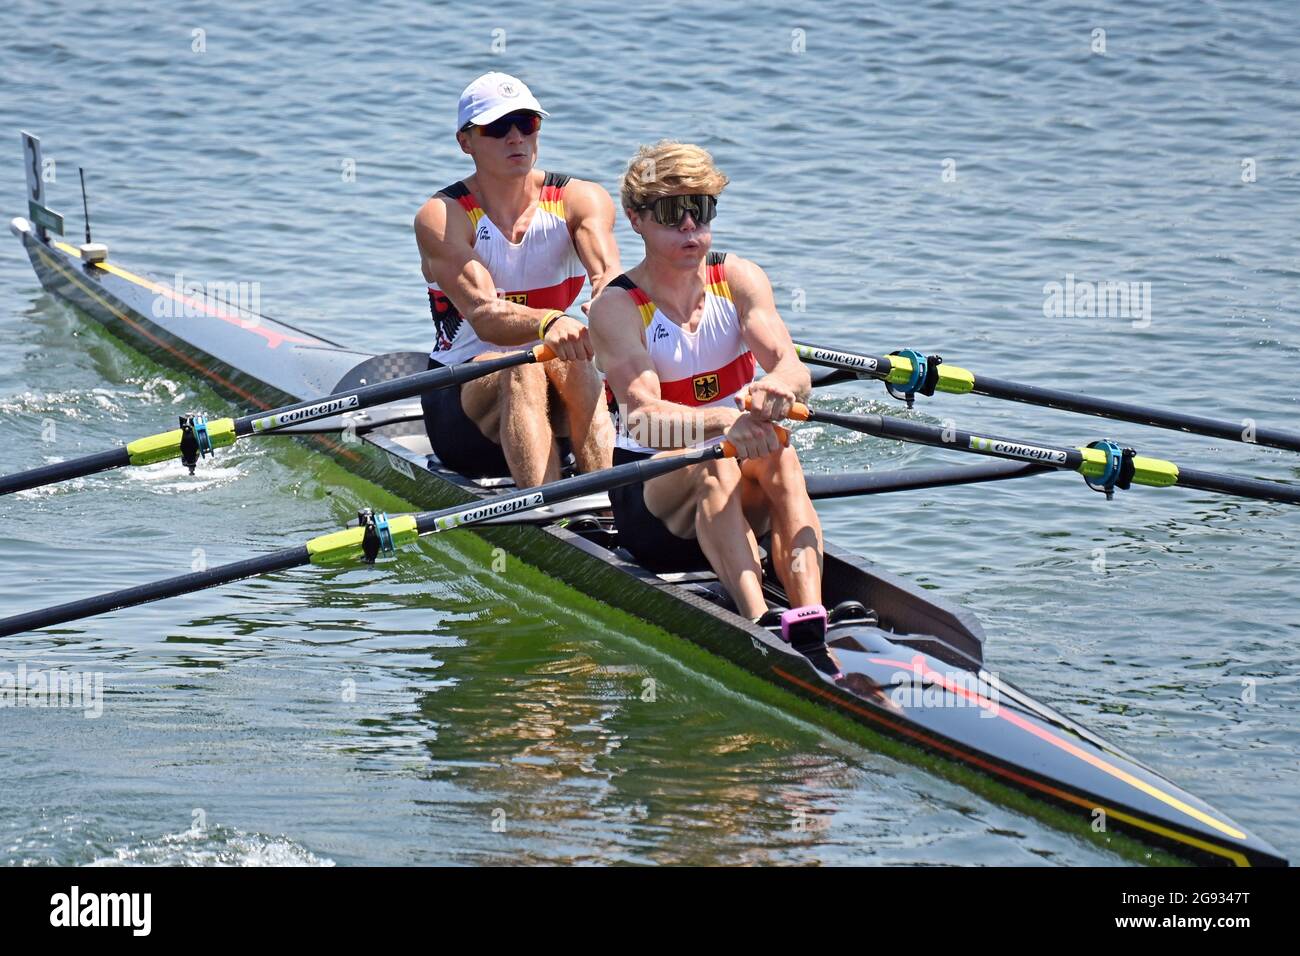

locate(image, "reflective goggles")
[[465, 111, 543, 138], [636, 193, 718, 227]]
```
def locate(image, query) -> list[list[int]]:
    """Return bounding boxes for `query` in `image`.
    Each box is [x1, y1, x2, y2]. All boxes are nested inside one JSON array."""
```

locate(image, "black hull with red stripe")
[[8, 204, 1287, 867]]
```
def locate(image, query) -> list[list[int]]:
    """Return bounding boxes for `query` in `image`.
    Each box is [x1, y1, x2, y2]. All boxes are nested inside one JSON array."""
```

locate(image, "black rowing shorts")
[[420, 357, 511, 478], [609, 447, 711, 573]]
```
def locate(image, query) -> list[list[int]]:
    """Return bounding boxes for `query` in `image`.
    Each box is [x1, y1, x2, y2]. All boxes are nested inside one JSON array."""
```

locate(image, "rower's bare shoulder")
[[414, 194, 470, 248], [720, 254, 776, 305], [588, 280, 640, 330], [562, 177, 616, 222], [590, 282, 651, 386]]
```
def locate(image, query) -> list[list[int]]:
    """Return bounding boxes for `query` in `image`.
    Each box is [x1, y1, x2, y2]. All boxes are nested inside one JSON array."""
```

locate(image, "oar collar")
[[1082, 440, 1135, 499]]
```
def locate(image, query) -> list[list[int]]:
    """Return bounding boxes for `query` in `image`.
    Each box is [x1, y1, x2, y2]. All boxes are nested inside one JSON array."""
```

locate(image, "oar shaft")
[[413, 442, 733, 534], [0, 547, 310, 638], [234, 345, 551, 438], [797, 405, 1300, 506], [0, 440, 740, 638], [0, 346, 554, 498], [794, 340, 1300, 454], [1173, 466, 1300, 505], [973, 373, 1300, 454], [804, 460, 1052, 500], [0, 448, 129, 496], [833, 410, 1079, 465]]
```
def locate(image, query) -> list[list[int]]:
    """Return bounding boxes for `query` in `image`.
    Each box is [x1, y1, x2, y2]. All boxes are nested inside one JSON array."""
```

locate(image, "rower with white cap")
[[414, 72, 618, 486]]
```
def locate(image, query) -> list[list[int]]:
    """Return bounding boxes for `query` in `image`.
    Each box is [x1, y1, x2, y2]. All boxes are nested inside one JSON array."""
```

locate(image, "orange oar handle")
[[720, 424, 790, 459], [531, 343, 557, 362], [741, 396, 811, 422]]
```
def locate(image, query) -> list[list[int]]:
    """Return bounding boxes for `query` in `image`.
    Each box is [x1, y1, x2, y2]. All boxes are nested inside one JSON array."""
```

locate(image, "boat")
[[7, 136, 1287, 866]]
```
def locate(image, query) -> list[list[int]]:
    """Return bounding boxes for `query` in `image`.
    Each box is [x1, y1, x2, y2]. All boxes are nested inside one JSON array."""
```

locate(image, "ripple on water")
[[0, 0, 1296, 866]]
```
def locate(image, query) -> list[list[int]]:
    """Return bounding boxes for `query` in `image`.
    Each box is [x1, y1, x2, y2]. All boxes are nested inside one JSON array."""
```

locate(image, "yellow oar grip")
[[1076, 446, 1180, 487], [935, 364, 975, 394], [125, 418, 237, 465], [883, 356, 975, 394], [306, 514, 419, 564]]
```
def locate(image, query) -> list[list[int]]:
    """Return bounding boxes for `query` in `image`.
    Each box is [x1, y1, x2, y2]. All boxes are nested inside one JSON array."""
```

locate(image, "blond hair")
[[620, 140, 729, 211]]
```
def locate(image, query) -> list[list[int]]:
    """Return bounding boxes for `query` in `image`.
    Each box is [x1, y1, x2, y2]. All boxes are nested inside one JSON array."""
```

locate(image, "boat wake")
[[87, 825, 335, 867]]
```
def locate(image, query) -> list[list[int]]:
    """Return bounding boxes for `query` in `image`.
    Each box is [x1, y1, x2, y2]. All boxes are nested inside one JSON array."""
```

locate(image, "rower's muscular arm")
[[726, 255, 812, 419], [413, 195, 561, 347], [589, 289, 739, 448], [564, 179, 621, 306]]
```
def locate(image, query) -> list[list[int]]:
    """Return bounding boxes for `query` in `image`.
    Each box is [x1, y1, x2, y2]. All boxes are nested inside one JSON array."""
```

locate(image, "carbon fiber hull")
[[9, 214, 1286, 868]]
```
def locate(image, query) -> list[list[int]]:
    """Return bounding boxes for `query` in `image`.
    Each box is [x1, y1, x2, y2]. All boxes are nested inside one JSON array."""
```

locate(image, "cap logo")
[[498, 81, 518, 97]]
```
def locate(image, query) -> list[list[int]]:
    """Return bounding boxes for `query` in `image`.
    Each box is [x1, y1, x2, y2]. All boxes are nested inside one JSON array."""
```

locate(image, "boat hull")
[[10, 217, 1286, 867]]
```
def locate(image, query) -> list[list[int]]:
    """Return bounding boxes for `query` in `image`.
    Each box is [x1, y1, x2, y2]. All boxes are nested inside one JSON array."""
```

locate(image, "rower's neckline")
[[466, 172, 547, 247]]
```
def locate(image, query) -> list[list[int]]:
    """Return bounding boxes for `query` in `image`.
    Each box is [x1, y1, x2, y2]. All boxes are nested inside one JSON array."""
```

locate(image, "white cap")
[[456, 72, 549, 130]]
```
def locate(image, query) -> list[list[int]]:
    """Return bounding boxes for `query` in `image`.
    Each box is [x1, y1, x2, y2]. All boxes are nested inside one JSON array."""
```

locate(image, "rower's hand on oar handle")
[[720, 424, 789, 460], [743, 396, 812, 422], [723, 412, 790, 460], [540, 311, 594, 362], [737, 379, 799, 422]]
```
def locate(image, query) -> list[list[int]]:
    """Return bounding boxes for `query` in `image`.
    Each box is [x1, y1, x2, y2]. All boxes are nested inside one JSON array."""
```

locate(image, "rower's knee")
[[695, 458, 743, 506], [546, 358, 602, 404], [756, 446, 806, 494], [499, 361, 548, 399]]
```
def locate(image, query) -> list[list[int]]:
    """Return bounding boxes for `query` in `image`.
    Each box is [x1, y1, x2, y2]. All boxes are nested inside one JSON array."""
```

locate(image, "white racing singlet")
[[427, 171, 586, 365], [605, 252, 756, 453]]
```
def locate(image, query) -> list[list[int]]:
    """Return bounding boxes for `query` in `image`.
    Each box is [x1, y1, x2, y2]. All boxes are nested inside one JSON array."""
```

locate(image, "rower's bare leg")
[[500, 362, 561, 487], [645, 459, 767, 619], [461, 358, 559, 488], [545, 360, 614, 473], [741, 447, 823, 608], [459, 365, 502, 440], [739, 448, 835, 670], [695, 461, 768, 618]]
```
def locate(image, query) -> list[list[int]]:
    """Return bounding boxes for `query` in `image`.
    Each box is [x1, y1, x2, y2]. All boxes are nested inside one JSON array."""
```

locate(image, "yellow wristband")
[[539, 310, 564, 340]]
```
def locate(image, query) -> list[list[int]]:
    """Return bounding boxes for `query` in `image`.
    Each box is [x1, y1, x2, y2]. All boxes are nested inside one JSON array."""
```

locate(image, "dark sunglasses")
[[636, 193, 718, 227], [464, 111, 542, 138]]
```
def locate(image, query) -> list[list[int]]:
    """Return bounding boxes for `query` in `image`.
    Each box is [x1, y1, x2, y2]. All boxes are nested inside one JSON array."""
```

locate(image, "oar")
[[0, 345, 555, 496], [775, 401, 1300, 506], [805, 460, 1051, 500], [0, 437, 746, 638], [793, 342, 1300, 454]]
